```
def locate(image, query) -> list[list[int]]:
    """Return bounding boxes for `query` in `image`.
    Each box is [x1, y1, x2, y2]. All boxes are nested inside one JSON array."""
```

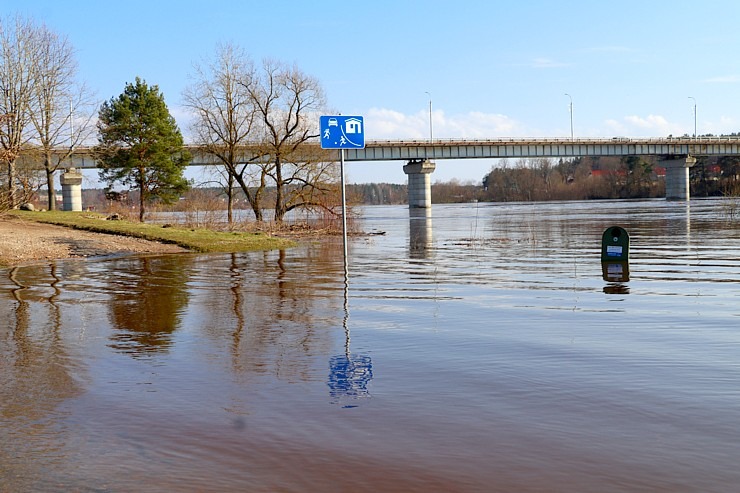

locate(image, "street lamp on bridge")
[[564, 93, 574, 140], [688, 96, 697, 138], [425, 91, 433, 141]]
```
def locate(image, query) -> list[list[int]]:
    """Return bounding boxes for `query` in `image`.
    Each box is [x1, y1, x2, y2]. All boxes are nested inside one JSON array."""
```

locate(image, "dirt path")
[[0, 215, 186, 266]]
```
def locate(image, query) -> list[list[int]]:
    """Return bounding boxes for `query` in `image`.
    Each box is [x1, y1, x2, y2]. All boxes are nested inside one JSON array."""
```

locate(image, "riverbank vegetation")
[[9, 210, 295, 252], [450, 154, 737, 203], [347, 156, 668, 203], [480, 156, 665, 202]]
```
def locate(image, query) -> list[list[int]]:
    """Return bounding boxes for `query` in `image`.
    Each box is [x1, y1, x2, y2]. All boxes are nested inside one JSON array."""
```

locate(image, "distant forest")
[[350, 154, 740, 204]]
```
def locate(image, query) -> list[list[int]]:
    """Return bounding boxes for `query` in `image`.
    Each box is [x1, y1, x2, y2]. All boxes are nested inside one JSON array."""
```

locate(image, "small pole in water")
[[340, 148, 348, 272]]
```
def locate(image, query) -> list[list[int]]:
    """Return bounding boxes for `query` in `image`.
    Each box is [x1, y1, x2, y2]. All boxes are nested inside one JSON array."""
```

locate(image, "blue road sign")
[[320, 115, 365, 149]]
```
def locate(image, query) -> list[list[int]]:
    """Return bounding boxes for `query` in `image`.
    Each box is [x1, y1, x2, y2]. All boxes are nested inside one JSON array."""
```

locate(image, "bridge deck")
[[344, 137, 740, 161], [44, 137, 740, 169]]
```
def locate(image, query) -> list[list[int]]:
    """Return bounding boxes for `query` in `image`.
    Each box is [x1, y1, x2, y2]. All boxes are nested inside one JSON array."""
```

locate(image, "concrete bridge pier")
[[404, 159, 436, 208], [662, 156, 697, 200], [60, 168, 83, 211]]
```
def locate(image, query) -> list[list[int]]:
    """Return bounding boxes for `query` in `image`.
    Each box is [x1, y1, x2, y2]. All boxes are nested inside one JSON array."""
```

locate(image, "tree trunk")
[[250, 191, 263, 222], [46, 162, 56, 211], [233, 172, 263, 222], [227, 173, 234, 224], [274, 159, 284, 222], [139, 191, 145, 222], [7, 160, 16, 209], [138, 170, 146, 222]]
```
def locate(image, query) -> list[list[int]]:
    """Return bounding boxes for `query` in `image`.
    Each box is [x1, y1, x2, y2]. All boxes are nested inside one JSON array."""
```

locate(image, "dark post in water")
[[601, 226, 629, 262], [601, 226, 630, 286]]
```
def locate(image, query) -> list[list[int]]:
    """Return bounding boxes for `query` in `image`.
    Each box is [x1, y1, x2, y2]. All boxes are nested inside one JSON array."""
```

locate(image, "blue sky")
[[13, 0, 740, 185]]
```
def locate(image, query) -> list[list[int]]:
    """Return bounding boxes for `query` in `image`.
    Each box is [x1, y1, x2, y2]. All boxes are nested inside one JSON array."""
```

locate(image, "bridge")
[[344, 136, 740, 160], [55, 136, 740, 209], [342, 137, 740, 206]]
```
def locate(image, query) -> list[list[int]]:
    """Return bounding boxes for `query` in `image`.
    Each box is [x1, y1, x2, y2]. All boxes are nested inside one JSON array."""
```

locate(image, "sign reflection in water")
[[602, 261, 630, 294], [328, 268, 373, 405], [328, 354, 373, 402]]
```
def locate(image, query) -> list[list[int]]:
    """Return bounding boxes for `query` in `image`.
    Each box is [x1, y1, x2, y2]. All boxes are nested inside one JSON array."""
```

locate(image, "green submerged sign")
[[601, 226, 630, 262]]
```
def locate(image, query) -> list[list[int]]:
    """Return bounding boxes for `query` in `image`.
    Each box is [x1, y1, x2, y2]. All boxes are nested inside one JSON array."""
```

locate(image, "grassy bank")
[[10, 210, 295, 252]]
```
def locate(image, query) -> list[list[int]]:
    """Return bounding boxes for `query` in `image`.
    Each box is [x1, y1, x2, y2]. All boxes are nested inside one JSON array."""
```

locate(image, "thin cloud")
[[605, 114, 685, 137], [718, 115, 737, 127], [360, 108, 737, 141], [531, 57, 569, 69], [604, 119, 627, 135], [704, 75, 740, 83], [624, 114, 670, 129], [582, 46, 633, 54], [365, 107, 525, 140]]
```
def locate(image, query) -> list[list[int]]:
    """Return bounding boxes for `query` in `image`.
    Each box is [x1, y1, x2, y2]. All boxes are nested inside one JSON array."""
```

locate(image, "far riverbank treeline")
[[354, 155, 739, 204]]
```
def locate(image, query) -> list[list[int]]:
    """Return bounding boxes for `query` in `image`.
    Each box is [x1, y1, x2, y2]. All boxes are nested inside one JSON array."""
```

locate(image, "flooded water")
[[2, 198, 740, 492]]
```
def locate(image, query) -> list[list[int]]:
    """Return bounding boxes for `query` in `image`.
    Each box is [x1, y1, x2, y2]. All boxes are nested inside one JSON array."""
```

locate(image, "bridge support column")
[[403, 159, 435, 208], [662, 156, 696, 201], [60, 168, 83, 211]]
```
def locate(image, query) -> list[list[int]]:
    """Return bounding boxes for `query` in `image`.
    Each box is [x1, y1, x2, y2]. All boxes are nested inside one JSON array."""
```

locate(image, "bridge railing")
[[23, 136, 740, 169], [364, 136, 740, 146]]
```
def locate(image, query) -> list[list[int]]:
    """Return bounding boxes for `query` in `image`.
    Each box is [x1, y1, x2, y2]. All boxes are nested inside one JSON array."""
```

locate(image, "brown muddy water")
[[2, 199, 740, 492]]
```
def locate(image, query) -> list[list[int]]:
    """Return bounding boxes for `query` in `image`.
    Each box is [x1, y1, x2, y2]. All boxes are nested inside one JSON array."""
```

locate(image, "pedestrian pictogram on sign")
[[320, 115, 365, 149]]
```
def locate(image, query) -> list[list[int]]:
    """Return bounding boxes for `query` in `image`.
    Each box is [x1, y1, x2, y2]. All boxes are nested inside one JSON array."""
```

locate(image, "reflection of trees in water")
[[226, 253, 247, 373], [2, 265, 80, 417], [201, 244, 345, 383], [0, 263, 82, 488], [106, 256, 192, 357]]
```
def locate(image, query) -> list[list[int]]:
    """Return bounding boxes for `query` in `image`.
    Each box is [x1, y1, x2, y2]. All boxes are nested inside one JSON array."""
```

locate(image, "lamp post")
[[564, 93, 573, 140], [69, 100, 75, 147], [688, 96, 697, 138], [425, 91, 433, 141]]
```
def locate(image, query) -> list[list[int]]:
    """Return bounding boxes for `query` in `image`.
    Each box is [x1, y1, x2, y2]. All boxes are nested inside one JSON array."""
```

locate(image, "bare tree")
[[28, 25, 95, 210], [186, 51, 336, 224], [0, 15, 91, 211], [246, 59, 334, 222], [0, 15, 38, 209], [184, 44, 262, 222]]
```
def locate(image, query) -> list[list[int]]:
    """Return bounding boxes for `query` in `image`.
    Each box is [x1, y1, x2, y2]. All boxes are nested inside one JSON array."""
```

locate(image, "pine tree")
[[97, 77, 190, 221]]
